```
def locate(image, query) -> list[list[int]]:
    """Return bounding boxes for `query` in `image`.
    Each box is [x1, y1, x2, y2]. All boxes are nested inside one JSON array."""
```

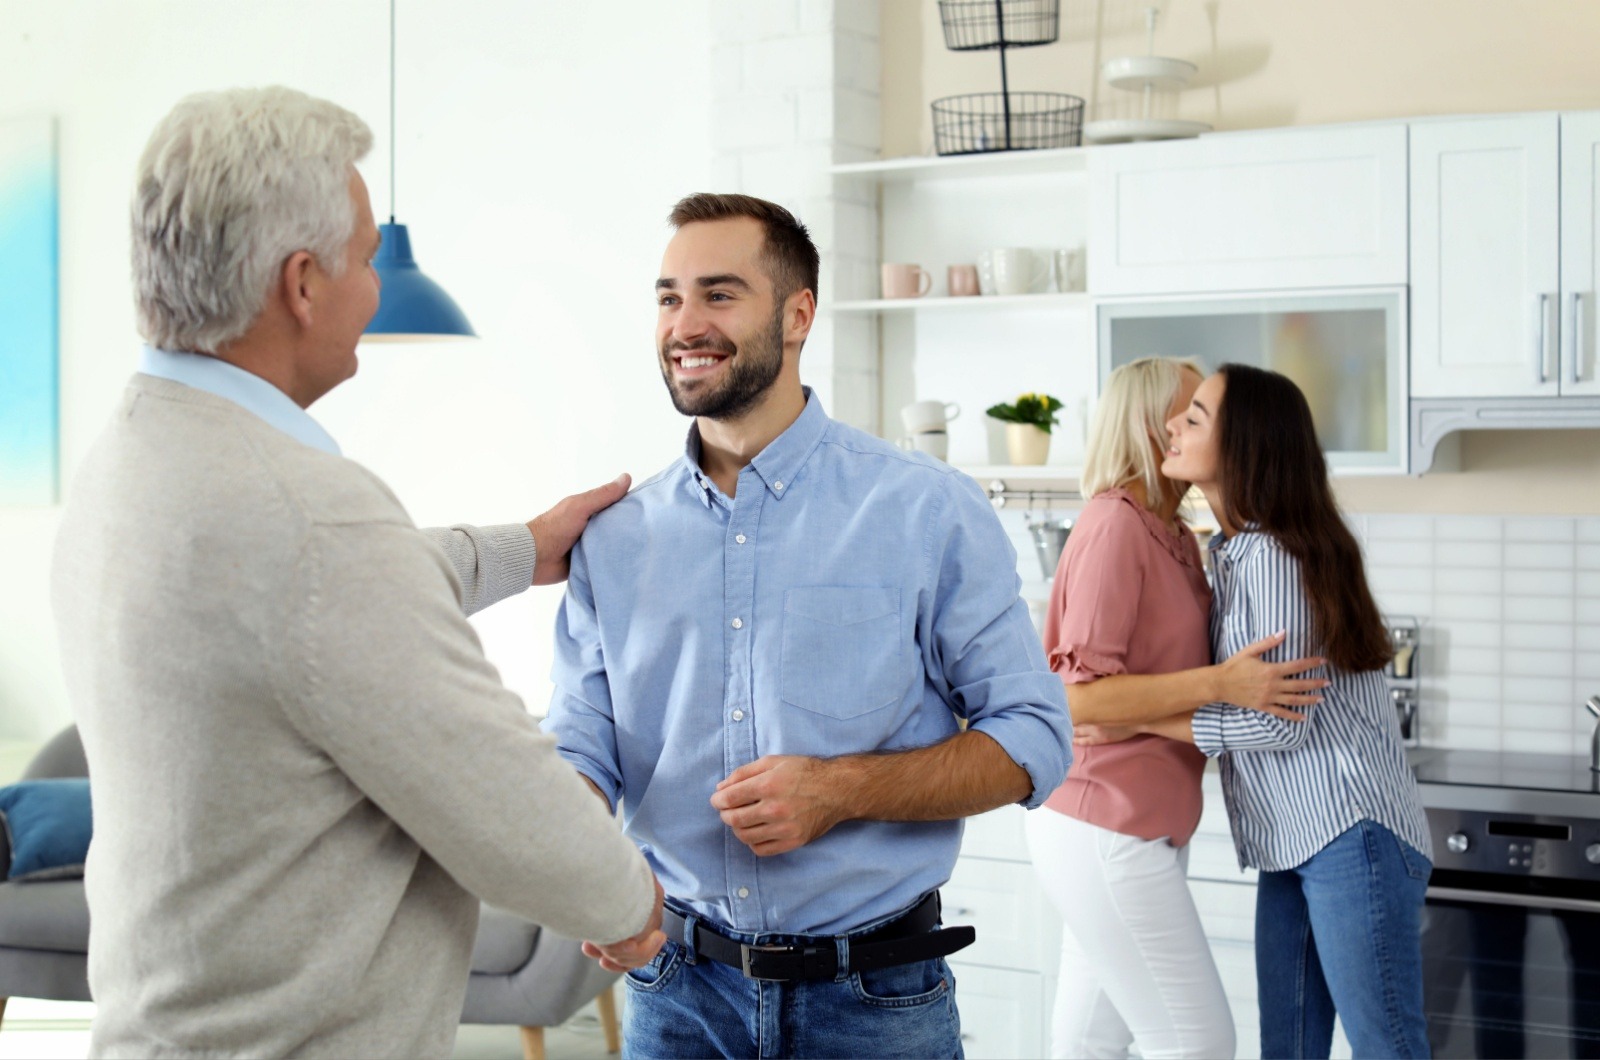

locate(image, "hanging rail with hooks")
[[985, 481, 1083, 508]]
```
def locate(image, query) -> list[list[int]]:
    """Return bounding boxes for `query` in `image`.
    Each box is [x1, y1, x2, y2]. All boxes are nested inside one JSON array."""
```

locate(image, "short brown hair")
[[667, 193, 820, 305]]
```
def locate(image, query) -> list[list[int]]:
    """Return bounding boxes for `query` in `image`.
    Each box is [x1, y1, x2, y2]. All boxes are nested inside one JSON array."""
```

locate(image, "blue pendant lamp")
[[363, 0, 475, 341]]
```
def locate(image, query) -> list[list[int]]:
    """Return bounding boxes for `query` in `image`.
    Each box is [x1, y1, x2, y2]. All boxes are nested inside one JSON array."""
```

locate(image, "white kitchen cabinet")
[[1410, 115, 1562, 398], [1088, 123, 1409, 296], [1560, 113, 1600, 397]]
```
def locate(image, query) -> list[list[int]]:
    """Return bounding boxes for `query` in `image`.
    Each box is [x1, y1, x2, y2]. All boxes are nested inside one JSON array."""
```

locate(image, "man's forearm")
[[827, 729, 1032, 823]]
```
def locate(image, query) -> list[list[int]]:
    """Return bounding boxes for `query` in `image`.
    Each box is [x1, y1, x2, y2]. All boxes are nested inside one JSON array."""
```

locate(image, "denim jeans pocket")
[[624, 938, 686, 993], [850, 957, 951, 1009], [1387, 827, 1434, 883]]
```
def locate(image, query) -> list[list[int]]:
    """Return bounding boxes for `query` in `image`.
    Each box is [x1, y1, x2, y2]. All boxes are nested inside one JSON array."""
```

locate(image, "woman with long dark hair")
[[1080, 363, 1432, 1059]]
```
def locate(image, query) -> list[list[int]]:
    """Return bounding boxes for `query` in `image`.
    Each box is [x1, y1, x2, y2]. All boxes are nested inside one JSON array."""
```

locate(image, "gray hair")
[[132, 86, 373, 353]]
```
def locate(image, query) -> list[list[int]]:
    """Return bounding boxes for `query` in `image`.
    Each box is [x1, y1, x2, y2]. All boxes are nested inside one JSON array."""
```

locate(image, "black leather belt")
[[661, 891, 975, 982]]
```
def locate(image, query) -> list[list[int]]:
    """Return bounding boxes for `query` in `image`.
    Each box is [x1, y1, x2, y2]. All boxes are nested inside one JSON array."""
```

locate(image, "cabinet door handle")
[[1535, 292, 1552, 385], [1573, 292, 1587, 385]]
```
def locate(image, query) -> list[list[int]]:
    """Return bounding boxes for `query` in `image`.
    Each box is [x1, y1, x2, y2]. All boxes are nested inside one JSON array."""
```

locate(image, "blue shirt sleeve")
[[539, 539, 625, 812], [920, 473, 1073, 807], [1192, 544, 1326, 756]]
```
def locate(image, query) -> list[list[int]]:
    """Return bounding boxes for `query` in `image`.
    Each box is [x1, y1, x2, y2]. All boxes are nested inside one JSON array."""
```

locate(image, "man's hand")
[[711, 755, 847, 857], [528, 474, 632, 586], [582, 874, 666, 972], [1073, 722, 1141, 746], [1211, 631, 1323, 720]]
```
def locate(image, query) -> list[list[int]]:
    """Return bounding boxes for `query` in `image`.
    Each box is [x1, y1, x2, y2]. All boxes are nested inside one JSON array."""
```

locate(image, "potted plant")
[[986, 392, 1064, 465]]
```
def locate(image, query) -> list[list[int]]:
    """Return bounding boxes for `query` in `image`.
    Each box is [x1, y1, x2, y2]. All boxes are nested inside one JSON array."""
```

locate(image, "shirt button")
[[732, 709, 745, 721], [731, 617, 743, 629], [737, 887, 750, 899], [736, 534, 746, 544], [774, 480, 784, 491]]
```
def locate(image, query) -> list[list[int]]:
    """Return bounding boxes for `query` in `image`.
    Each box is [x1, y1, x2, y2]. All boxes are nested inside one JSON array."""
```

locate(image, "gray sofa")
[[0, 727, 620, 1060]]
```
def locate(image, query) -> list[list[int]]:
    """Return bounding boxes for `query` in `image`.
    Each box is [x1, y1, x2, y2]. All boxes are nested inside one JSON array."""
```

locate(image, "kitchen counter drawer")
[[944, 855, 1060, 974], [949, 963, 1047, 1060], [959, 802, 1030, 863]]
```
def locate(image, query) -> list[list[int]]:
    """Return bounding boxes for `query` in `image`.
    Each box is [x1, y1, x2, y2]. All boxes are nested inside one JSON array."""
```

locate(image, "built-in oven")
[[1413, 749, 1600, 1058]]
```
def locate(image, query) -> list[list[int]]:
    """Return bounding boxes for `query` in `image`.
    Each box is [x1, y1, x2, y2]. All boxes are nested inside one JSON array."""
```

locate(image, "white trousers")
[[1023, 810, 1236, 1060]]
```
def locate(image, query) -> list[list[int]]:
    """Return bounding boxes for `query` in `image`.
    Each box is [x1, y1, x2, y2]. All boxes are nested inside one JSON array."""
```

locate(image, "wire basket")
[[931, 92, 1084, 155], [938, 0, 1060, 51]]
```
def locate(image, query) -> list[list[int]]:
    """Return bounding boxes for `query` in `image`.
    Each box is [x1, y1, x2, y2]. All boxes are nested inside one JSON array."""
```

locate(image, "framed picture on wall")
[[0, 116, 59, 506]]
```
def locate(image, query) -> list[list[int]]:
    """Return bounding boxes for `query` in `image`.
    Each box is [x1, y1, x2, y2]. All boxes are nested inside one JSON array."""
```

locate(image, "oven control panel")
[[1427, 807, 1600, 881]]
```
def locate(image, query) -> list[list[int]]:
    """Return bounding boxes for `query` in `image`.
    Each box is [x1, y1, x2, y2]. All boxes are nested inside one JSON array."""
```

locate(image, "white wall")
[[0, 0, 714, 742]]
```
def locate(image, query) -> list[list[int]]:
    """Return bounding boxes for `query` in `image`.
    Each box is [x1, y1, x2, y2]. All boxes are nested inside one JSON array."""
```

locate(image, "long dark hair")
[[1214, 364, 1392, 673]]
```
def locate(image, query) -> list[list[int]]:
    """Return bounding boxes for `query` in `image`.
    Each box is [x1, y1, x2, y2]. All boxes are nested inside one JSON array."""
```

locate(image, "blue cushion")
[[0, 779, 93, 881]]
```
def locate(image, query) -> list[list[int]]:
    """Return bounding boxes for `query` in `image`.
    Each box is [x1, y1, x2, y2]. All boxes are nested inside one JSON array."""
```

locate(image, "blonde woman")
[[1024, 357, 1325, 1059]]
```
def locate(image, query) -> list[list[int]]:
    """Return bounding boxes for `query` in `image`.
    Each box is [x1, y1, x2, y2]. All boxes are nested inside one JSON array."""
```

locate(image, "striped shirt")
[[1191, 529, 1431, 872]]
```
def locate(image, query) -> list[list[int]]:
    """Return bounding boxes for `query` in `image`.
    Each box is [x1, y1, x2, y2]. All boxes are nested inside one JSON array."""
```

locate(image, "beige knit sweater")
[[51, 375, 654, 1059]]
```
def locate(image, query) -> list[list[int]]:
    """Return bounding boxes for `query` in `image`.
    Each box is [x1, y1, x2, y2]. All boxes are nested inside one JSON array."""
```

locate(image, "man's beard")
[[659, 306, 785, 420]]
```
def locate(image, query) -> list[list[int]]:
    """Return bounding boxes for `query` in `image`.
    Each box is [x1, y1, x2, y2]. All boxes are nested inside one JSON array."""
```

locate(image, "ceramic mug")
[[976, 251, 997, 296], [991, 248, 1048, 296], [881, 263, 933, 299], [897, 431, 949, 461], [1050, 247, 1086, 293], [947, 264, 980, 297], [901, 399, 961, 434]]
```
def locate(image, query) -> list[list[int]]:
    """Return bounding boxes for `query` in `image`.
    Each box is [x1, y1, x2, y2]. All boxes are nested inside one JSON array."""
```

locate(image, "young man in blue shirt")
[[543, 193, 1072, 1058]]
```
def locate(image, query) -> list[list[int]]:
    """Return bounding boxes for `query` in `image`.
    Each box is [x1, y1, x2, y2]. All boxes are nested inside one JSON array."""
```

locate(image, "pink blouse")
[[1041, 489, 1212, 846]]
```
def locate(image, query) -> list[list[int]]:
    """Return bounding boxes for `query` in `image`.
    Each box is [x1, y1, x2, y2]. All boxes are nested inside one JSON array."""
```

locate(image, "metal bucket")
[[1028, 519, 1072, 581]]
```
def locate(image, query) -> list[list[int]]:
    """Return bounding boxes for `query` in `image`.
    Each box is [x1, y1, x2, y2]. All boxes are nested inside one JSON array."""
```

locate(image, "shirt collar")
[[679, 387, 830, 507], [137, 346, 341, 456], [1209, 523, 1265, 563]]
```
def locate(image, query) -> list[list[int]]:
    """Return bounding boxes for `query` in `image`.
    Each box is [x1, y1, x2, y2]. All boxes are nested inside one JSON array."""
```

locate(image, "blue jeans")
[[622, 904, 963, 1059], [1256, 819, 1433, 1059]]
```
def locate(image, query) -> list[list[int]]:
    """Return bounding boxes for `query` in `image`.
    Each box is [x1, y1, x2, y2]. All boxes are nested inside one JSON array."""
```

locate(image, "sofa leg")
[[518, 1025, 544, 1060], [598, 983, 620, 1053]]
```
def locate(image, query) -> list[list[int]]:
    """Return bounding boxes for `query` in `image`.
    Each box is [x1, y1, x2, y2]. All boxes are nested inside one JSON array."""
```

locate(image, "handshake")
[[583, 874, 667, 972]]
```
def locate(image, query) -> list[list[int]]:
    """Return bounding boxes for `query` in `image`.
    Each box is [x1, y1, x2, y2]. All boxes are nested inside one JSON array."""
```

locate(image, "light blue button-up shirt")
[[542, 391, 1072, 935], [137, 346, 340, 455]]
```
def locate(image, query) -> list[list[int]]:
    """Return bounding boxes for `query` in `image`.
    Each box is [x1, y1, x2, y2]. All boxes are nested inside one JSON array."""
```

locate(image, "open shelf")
[[832, 292, 1090, 314], [829, 145, 1091, 183], [960, 465, 1083, 486]]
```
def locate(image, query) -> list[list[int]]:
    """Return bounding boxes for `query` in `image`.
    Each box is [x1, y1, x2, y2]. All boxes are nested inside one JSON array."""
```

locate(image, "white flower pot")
[[1005, 423, 1051, 465]]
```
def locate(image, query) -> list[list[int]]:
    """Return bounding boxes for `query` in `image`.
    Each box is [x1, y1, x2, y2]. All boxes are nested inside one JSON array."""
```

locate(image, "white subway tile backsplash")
[[1445, 726, 1502, 751], [1506, 570, 1576, 597], [1504, 596, 1572, 623], [1503, 730, 1578, 754], [1366, 565, 1432, 593], [1580, 572, 1600, 597], [1578, 598, 1600, 624], [1373, 592, 1432, 618], [1504, 542, 1576, 570], [1577, 624, 1600, 653], [1509, 678, 1575, 709], [1512, 703, 1576, 732], [1436, 517, 1503, 541], [1504, 649, 1571, 677], [1578, 518, 1600, 543], [1364, 540, 1435, 567], [1578, 653, 1600, 681], [1441, 699, 1502, 728], [1578, 545, 1600, 570], [1504, 517, 1576, 542], [1442, 646, 1502, 676], [1504, 623, 1575, 651], [1444, 622, 1501, 650], [1433, 594, 1500, 622], [1434, 542, 1500, 568], [1365, 515, 1433, 541], [1435, 567, 1502, 594]]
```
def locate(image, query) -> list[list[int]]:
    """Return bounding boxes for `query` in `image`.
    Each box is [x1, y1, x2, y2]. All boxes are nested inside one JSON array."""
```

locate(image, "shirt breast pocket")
[[780, 586, 905, 720]]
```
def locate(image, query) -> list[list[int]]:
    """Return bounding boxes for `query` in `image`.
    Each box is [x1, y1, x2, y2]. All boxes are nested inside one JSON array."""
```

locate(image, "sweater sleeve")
[[420, 523, 537, 616], [280, 520, 653, 945]]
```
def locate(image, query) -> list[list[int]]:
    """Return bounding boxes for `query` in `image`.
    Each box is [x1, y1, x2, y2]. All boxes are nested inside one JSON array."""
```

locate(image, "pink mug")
[[947, 264, 980, 297], [881, 263, 933, 300]]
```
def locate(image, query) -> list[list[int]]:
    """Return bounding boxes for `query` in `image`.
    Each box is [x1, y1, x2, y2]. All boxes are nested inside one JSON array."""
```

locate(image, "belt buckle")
[[740, 942, 796, 981]]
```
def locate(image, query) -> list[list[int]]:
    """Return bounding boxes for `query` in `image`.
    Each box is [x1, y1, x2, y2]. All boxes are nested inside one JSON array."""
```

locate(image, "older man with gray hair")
[[51, 86, 663, 1058]]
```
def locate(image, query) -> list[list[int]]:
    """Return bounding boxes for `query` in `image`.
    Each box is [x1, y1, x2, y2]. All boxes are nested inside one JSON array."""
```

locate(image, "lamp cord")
[[388, 0, 397, 224]]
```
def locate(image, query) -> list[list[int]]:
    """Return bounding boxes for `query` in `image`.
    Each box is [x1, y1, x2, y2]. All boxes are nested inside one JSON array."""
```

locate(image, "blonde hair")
[[1081, 356, 1204, 514], [132, 86, 372, 353]]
